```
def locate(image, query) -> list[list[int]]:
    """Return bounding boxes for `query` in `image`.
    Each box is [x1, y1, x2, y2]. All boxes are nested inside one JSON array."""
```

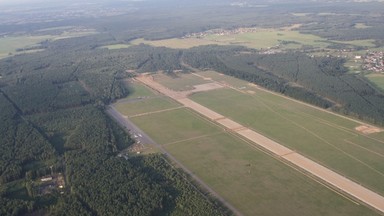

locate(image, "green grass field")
[[190, 83, 384, 195], [354, 23, 372, 29], [98, 44, 131, 50], [366, 73, 384, 91], [115, 96, 181, 117], [125, 81, 157, 99], [130, 108, 222, 144], [153, 72, 210, 91], [129, 27, 375, 50], [126, 105, 377, 215], [0, 35, 51, 58], [0, 30, 97, 59]]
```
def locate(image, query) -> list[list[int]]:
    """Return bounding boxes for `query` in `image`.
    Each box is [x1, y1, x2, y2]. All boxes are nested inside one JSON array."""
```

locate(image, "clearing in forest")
[[117, 79, 379, 215]]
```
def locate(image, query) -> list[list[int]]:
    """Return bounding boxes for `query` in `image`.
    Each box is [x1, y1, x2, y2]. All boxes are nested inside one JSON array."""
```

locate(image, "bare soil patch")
[[191, 83, 223, 93], [355, 125, 383, 134]]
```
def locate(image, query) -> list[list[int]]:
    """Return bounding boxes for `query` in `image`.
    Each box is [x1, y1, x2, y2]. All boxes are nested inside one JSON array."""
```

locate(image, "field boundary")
[[135, 73, 384, 214]]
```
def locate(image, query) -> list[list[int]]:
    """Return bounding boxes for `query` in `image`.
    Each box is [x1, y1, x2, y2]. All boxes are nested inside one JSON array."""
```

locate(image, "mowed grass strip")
[[126, 96, 378, 215], [98, 44, 131, 50], [190, 87, 384, 195], [115, 96, 181, 117], [130, 108, 222, 145], [153, 72, 211, 91], [165, 133, 377, 216], [125, 81, 158, 99]]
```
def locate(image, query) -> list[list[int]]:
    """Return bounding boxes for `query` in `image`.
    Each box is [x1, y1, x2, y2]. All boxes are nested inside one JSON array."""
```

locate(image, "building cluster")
[[363, 51, 384, 73]]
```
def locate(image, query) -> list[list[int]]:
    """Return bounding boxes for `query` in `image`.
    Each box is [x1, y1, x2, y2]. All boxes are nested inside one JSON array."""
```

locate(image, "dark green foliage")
[[0, 196, 35, 216], [1, 1, 384, 214], [182, 46, 384, 125]]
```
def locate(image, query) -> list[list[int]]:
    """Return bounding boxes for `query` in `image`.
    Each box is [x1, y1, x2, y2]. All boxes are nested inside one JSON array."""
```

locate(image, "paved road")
[[106, 105, 243, 216], [136, 74, 384, 214]]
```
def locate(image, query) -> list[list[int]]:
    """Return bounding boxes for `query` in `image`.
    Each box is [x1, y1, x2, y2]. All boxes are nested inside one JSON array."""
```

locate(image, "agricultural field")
[[153, 72, 211, 91], [98, 44, 131, 50], [130, 27, 376, 50], [0, 35, 50, 58], [366, 73, 384, 91], [119, 94, 378, 216], [114, 96, 181, 117], [189, 71, 384, 196], [0, 29, 97, 59], [124, 81, 157, 99]]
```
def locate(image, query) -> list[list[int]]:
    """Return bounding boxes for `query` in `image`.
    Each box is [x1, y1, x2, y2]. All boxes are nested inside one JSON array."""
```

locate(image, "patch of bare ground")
[[355, 125, 383, 134]]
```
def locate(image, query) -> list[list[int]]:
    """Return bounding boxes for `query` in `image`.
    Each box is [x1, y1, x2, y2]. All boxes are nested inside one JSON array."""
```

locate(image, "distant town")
[[363, 51, 384, 73]]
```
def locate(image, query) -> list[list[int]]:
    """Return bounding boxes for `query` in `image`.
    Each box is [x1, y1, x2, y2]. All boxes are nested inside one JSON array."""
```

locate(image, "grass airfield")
[[130, 27, 375, 50], [113, 71, 384, 215]]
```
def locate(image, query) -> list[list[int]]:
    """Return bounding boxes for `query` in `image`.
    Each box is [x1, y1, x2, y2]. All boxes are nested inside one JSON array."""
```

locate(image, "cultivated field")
[[189, 72, 384, 195], [0, 29, 97, 59], [153, 72, 211, 91], [98, 44, 131, 50], [124, 81, 157, 99], [0, 35, 50, 58], [129, 27, 375, 50], [366, 73, 384, 91], [114, 96, 181, 117], [122, 100, 378, 216]]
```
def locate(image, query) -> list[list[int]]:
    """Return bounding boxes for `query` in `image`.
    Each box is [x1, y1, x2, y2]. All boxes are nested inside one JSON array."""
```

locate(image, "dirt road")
[[135, 74, 384, 214]]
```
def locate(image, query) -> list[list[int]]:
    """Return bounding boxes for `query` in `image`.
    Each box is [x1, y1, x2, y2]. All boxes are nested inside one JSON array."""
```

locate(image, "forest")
[[1, 0, 384, 215]]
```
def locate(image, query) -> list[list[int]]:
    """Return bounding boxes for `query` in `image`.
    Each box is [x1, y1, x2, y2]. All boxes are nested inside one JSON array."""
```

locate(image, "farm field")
[[130, 27, 375, 50], [153, 72, 211, 91], [189, 73, 384, 195], [366, 73, 384, 91], [0, 35, 51, 58], [114, 96, 181, 117], [0, 29, 97, 59], [124, 81, 157, 99], [98, 44, 131, 50], [121, 99, 378, 216]]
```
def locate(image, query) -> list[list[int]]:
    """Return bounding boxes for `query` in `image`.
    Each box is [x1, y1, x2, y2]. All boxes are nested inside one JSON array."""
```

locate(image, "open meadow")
[[130, 27, 376, 50], [189, 71, 384, 196], [153, 72, 211, 91], [366, 73, 384, 91], [98, 44, 131, 50], [0, 29, 97, 59], [118, 95, 379, 216]]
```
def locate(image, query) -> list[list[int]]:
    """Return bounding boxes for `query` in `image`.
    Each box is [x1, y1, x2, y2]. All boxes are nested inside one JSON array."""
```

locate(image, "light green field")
[[130, 27, 377, 51], [125, 81, 157, 99], [333, 39, 376, 47], [115, 96, 181, 117], [0, 35, 51, 58], [153, 72, 210, 91], [131, 38, 220, 49], [190, 85, 384, 195], [130, 108, 222, 145], [127, 106, 377, 215], [354, 23, 372, 29], [98, 44, 131, 50], [366, 73, 384, 91], [131, 29, 329, 50], [0, 30, 97, 59]]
